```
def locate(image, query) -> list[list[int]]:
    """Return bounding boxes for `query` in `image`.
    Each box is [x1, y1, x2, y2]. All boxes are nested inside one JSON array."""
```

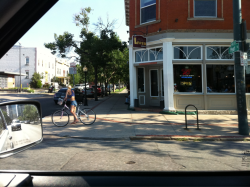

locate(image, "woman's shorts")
[[71, 100, 77, 106]]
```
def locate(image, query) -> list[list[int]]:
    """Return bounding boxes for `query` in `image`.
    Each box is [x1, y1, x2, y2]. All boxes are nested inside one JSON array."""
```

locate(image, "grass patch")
[[111, 87, 127, 93], [175, 138, 188, 141]]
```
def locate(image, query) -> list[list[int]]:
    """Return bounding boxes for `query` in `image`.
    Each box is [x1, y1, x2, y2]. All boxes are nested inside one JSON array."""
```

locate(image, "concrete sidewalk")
[[42, 92, 250, 141]]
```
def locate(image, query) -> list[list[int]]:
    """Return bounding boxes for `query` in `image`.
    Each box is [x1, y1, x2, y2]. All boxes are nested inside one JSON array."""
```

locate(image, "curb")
[[130, 136, 250, 141]]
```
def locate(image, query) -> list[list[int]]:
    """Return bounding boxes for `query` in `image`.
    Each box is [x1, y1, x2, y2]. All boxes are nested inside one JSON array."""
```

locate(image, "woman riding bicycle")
[[64, 85, 79, 124]]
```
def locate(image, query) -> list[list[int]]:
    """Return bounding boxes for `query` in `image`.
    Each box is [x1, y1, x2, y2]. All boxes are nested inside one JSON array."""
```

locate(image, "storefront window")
[[206, 46, 233, 59], [149, 48, 163, 61], [135, 50, 148, 62], [206, 65, 235, 93], [138, 68, 144, 92], [174, 46, 201, 59], [150, 70, 158, 96], [173, 65, 202, 93]]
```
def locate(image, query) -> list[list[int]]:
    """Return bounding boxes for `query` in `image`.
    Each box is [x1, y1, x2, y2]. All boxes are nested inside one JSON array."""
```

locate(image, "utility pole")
[[233, 0, 249, 135]]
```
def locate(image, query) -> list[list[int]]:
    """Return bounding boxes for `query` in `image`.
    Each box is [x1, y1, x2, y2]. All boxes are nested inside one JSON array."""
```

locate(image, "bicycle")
[[52, 98, 96, 127]]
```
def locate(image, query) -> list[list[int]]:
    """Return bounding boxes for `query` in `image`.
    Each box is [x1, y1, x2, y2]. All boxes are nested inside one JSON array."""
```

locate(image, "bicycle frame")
[[60, 102, 82, 119]]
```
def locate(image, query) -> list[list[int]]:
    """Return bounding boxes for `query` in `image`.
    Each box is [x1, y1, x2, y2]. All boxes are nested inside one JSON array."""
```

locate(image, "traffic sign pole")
[[233, 0, 249, 135]]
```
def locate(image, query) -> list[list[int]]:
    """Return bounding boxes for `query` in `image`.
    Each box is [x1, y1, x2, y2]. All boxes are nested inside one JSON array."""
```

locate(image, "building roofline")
[[0, 71, 26, 76], [125, 0, 129, 26]]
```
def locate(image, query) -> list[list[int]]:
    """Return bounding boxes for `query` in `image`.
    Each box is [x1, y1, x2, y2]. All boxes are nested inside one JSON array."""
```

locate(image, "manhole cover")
[[126, 161, 136, 164]]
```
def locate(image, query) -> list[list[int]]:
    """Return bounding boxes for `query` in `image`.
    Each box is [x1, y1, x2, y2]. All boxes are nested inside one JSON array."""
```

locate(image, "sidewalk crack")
[[59, 152, 77, 170]]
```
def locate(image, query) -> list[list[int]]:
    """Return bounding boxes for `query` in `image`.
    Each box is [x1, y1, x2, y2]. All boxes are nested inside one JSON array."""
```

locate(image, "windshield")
[[0, 0, 250, 173]]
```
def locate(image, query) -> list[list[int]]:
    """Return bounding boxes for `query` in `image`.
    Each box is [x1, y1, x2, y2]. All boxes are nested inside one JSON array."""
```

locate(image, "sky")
[[16, 0, 129, 52]]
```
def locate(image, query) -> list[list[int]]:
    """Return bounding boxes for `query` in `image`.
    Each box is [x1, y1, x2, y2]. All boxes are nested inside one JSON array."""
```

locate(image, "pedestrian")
[[13, 82, 14, 88], [64, 85, 79, 124], [125, 91, 130, 105]]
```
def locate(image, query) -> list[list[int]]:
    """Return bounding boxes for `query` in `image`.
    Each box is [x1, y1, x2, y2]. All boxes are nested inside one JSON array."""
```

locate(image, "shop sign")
[[70, 62, 76, 67], [133, 35, 146, 48], [180, 68, 194, 78]]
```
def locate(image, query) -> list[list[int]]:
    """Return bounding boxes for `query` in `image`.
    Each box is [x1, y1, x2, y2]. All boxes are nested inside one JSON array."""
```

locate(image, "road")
[[7, 123, 42, 150], [0, 94, 64, 117], [0, 137, 250, 171]]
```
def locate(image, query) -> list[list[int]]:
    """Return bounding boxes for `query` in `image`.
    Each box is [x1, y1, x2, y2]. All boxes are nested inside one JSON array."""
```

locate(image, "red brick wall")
[[129, 0, 250, 38]]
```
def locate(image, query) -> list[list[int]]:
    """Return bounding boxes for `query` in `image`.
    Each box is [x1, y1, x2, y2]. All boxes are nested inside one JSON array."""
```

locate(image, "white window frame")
[[205, 63, 236, 95], [173, 45, 202, 60], [134, 46, 163, 63], [149, 69, 159, 97], [140, 0, 156, 25], [206, 45, 234, 60], [173, 64, 204, 95], [138, 67, 145, 93], [194, 0, 217, 18]]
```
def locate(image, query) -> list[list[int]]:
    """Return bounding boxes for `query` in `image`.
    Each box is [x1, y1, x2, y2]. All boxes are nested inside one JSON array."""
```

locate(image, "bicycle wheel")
[[52, 110, 69, 127], [78, 108, 96, 125]]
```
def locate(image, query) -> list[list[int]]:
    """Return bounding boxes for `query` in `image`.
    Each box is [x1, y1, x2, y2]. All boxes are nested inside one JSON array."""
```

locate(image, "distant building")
[[0, 45, 69, 88]]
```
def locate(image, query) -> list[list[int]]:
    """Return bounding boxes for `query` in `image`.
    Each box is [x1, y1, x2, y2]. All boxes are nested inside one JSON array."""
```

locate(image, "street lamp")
[[101, 72, 104, 98], [19, 42, 21, 92], [83, 65, 88, 106]]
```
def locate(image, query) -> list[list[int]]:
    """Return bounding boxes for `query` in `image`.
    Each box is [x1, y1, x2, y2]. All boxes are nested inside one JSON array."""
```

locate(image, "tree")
[[30, 72, 43, 88], [45, 7, 127, 101]]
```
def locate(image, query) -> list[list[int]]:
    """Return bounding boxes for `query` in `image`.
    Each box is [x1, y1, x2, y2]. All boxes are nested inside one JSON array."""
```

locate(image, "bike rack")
[[185, 104, 199, 130]]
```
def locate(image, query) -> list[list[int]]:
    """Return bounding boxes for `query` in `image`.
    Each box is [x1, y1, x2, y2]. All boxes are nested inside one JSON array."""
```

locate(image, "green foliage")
[[44, 7, 128, 100], [1, 110, 12, 125], [22, 105, 39, 121], [37, 80, 42, 88], [30, 72, 43, 88], [51, 76, 60, 83]]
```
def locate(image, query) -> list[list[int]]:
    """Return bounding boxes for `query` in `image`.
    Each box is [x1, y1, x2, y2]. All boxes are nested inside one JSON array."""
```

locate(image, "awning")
[[0, 71, 26, 76]]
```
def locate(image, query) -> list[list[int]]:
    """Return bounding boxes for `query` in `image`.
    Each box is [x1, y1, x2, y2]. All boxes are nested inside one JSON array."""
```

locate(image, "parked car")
[[91, 86, 102, 96], [54, 88, 85, 104], [82, 88, 95, 98], [11, 119, 21, 131], [74, 83, 89, 90], [24, 120, 30, 124]]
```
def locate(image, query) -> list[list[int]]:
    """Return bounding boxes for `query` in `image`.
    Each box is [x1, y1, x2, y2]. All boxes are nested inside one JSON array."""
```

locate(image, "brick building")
[[125, 0, 250, 111], [0, 45, 69, 88]]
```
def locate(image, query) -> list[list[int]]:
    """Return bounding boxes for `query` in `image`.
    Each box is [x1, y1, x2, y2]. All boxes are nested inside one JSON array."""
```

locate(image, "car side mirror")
[[0, 101, 43, 158]]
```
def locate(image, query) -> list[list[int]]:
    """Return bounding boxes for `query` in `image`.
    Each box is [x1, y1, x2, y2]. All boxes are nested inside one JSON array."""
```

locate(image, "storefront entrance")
[[149, 68, 164, 106]]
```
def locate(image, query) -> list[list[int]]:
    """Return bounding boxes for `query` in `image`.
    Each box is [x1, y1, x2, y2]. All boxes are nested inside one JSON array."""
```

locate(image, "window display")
[[206, 65, 235, 93], [173, 65, 202, 93]]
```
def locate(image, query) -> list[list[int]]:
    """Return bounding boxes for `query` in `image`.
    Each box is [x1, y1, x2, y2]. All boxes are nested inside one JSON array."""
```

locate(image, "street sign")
[[240, 52, 248, 66], [70, 62, 76, 67], [69, 67, 77, 74], [229, 40, 239, 54]]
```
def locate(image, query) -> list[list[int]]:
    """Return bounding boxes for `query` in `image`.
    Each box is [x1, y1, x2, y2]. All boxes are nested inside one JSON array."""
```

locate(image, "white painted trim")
[[194, 0, 217, 18], [173, 45, 202, 60], [149, 69, 159, 97], [205, 45, 234, 60], [138, 67, 145, 93], [139, 95, 146, 105]]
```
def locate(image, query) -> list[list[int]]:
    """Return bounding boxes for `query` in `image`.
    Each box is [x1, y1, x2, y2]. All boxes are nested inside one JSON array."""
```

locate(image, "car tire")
[[54, 101, 57, 104]]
